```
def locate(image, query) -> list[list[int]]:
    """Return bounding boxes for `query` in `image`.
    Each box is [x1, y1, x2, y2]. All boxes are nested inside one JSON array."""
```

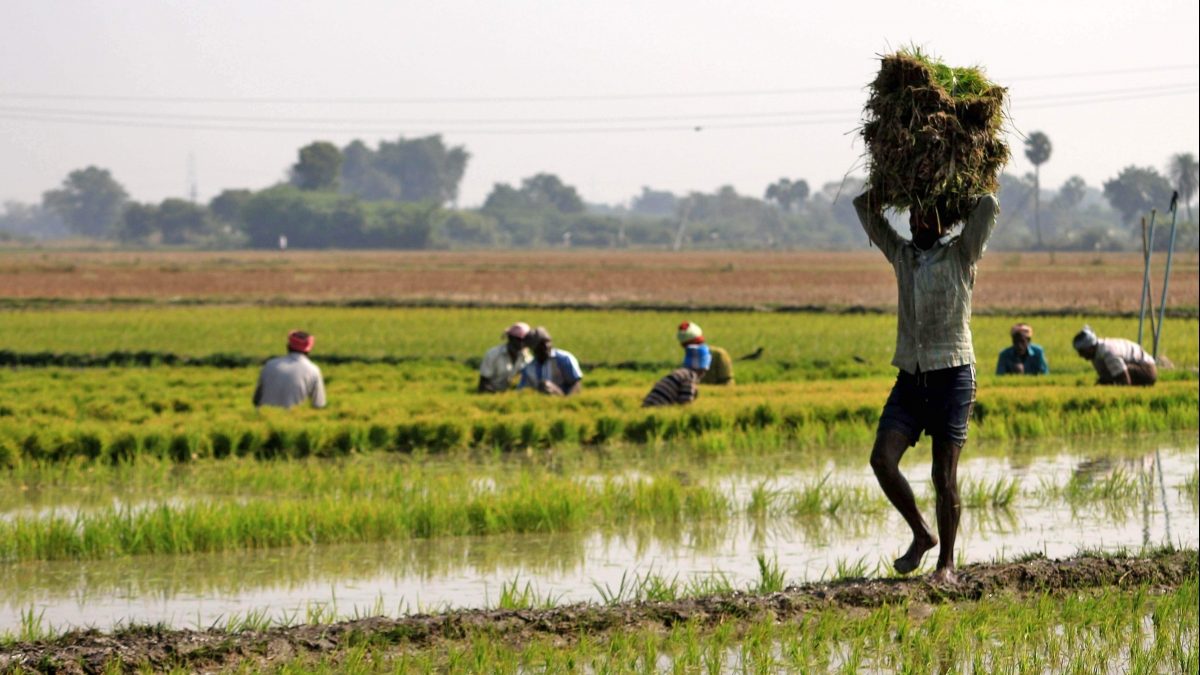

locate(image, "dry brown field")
[[0, 249, 1196, 312]]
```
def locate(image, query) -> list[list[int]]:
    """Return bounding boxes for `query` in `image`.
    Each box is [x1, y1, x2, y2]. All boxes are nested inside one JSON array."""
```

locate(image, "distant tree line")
[[2, 132, 1197, 252]]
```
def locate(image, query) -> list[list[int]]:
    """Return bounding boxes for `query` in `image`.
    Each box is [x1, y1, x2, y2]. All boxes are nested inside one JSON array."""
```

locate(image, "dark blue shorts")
[[878, 364, 976, 447]]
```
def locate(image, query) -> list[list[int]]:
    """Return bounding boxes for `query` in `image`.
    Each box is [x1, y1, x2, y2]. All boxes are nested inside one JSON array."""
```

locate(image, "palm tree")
[[1024, 132, 1052, 248], [1166, 153, 1199, 222]]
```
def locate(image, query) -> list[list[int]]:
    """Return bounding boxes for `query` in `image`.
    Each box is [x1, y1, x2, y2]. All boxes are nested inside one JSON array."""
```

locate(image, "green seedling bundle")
[[862, 47, 1010, 225]]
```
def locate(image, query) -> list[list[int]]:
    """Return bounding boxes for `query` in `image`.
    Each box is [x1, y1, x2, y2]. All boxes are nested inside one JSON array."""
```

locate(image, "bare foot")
[[893, 534, 937, 574], [928, 567, 958, 585]]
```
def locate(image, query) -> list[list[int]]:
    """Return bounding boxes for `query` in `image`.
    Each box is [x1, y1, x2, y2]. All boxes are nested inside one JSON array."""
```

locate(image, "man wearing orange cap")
[[253, 330, 327, 409], [478, 322, 533, 393]]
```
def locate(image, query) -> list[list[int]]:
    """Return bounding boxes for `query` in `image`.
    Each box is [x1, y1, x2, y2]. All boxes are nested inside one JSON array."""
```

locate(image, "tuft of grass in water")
[[753, 553, 787, 593], [1036, 468, 1146, 505], [961, 476, 1020, 509], [1181, 466, 1199, 506], [493, 577, 562, 610], [827, 555, 879, 581]]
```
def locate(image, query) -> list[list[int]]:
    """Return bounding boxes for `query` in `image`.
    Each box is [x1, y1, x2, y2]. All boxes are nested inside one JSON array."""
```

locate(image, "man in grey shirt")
[[253, 330, 327, 409], [854, 190, 998, 585]]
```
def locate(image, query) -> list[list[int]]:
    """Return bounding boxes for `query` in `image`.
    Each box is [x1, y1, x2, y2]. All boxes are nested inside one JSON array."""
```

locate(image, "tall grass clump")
[[862, 47, 1009, 225]]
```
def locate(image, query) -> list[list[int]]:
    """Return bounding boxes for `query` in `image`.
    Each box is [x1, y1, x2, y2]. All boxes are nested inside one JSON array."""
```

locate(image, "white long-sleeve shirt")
[[254, 353, 326, 409]]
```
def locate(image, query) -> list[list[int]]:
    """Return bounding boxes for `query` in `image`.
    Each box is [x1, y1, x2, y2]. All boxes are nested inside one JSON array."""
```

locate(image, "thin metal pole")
[[1137, 212, 1156, 345], [1153, 193, 1180, 359]]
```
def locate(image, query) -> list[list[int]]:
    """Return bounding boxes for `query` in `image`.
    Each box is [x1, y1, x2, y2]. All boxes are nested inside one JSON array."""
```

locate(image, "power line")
[[0, 82, 1193, 131], [0, 64, 1195, 106]]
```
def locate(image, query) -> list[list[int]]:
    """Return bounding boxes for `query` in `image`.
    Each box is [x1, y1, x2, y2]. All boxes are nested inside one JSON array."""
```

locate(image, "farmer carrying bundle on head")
[[996, 323, 1049, 375], [517, 327, 583, 396], [854, 48, 1006, 585], [642, 321, 713, 407], [1072, 325, 1157, 386], [253, 330, 327, 410], [478, 322, 532, 393]]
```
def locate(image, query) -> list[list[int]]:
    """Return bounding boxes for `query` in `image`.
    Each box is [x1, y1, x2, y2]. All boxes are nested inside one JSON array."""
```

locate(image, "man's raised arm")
[[853, 191, 903, 262], [959, 194, 999, 264]]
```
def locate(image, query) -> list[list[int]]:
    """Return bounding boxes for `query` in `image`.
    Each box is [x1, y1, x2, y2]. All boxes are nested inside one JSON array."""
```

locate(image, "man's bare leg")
[[929, 437, 963, 584], [870, 429, 937, 574]]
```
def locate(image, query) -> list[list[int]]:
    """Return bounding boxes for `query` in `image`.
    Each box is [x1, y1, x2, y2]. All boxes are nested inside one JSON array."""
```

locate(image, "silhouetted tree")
[[42, 166, 128, 239], [1166, 152, 1199, 222], [764, 178, 810, 212], [156, 198, 211, 244], [1024, 131, 1052, 248], [0, 201, 67, 240], [1103, 165, 1173, 227], [291, 141, 343, 191], [209, 189, 253, 228], [119, 203, 158, 242], [630, 186, 678, 216], [483, 173, 584, 214], [341, 135, 469, 205], [1052, 176, 1087, 210]]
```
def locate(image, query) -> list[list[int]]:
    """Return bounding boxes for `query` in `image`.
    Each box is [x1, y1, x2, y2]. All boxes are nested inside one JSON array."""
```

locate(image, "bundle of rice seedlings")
[[861, 47, 1009, 227]]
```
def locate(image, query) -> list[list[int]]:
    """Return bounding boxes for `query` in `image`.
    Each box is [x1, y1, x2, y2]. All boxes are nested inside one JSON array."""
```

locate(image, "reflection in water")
[[1, 442, 1196, 633]]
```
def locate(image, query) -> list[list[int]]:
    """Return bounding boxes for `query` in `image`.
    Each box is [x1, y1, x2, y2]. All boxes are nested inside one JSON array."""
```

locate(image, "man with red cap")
[[253, 330, 327, 409], [478, 322, 533, 393]]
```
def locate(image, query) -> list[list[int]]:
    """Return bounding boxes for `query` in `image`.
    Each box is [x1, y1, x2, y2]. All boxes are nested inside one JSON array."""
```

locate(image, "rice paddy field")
[[0, 251, 1197, 672]]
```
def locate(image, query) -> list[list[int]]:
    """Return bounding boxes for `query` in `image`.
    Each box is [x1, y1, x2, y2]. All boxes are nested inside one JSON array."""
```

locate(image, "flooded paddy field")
[[3, 433, 1194, 636], [1, 303, 1196, 671]]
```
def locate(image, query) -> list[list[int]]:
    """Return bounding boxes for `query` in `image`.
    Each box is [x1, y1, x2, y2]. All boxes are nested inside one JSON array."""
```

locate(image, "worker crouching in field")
[[517, 327, 583, 396], [478, 322, 532, 393], [1073, 325, 1157, 386], [995, 323, 1049, 375], [854, 190, 998, 585], [253, 330, 327, 410], [677, 320, 734, 385], [643, 326, 712, 407]]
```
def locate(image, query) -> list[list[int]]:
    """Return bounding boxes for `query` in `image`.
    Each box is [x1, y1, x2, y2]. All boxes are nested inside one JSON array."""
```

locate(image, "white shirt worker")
[[480, 344, 532, 392], [254, 353, 327, 409]]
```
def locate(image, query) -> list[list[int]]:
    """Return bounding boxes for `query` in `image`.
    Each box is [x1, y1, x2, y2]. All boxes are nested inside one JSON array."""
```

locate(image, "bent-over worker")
[[643, 328, 712, 407], [1073, 325, 1157, 386]]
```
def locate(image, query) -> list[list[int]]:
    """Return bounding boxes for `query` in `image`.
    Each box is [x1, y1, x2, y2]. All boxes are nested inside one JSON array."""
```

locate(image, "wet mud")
[[3, 550, 1195, 674]]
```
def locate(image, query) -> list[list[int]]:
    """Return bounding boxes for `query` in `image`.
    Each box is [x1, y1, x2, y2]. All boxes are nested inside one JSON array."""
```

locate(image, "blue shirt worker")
[[995, 323, 1049, 375], [854, 189, 998, 586], [518, 327, 583, 396]]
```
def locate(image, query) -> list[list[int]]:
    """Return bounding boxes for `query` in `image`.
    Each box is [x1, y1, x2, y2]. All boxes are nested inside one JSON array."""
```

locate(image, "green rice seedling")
[[492, 576, 562, 610], [685, 572, 735, 597], [830, 555, 874, 581], [862, 47, 1008, 225], [222, 606, 273, 633], [753, 553, 787, 593], [0, 436, 16, 470], [747, 481, 784, 518], [960, 476, 1019, 509], [1181, 466, 1199, 502]]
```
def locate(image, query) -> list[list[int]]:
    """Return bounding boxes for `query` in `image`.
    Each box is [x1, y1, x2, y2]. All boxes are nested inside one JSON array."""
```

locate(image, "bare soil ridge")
[[3, 550, 1194, 674]]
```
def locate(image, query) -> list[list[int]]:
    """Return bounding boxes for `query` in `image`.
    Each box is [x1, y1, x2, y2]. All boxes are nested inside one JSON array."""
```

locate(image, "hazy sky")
[[2, 0, 1197, 208]]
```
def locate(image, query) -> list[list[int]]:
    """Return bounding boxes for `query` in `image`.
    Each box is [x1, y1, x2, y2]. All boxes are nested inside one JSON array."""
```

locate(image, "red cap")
[[287, 330, 315, 353]]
